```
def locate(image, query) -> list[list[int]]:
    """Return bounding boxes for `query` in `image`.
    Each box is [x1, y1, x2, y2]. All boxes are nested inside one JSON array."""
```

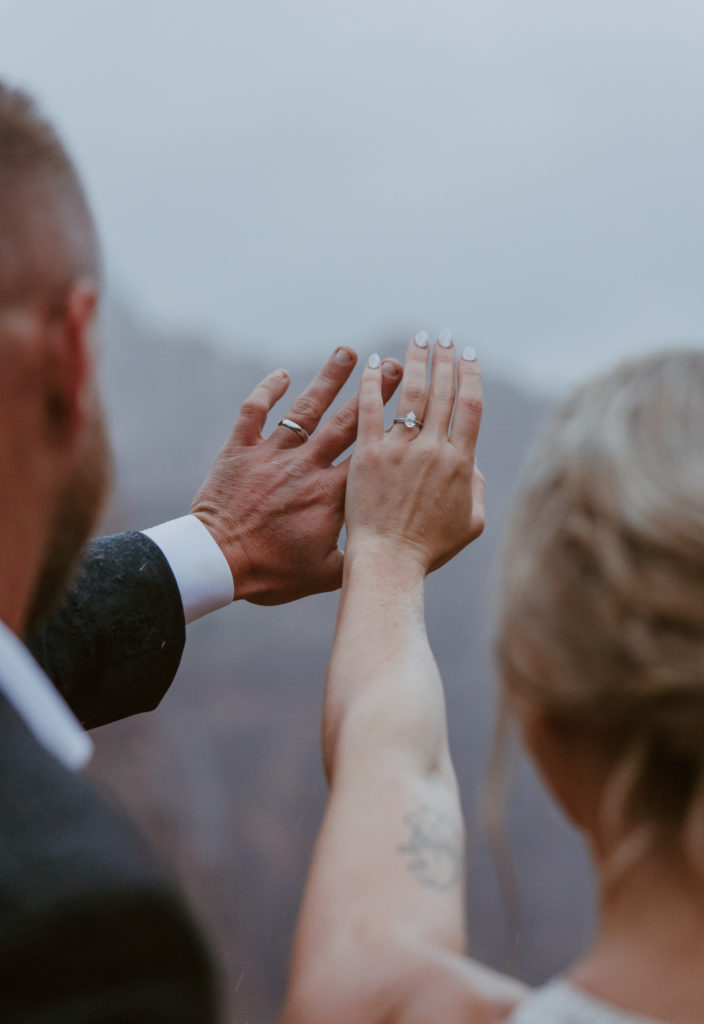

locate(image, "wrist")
[[189, 509, 244, 598], [344, 533, 427, 589], [143, 515, 235, 622]]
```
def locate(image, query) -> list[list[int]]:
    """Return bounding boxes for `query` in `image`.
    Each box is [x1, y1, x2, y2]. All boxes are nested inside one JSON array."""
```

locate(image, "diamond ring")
[[392, 410, 423, 431]]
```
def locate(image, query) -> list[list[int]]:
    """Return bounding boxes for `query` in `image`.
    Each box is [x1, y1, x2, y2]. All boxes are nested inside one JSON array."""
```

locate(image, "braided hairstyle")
[[496, 349, 704, 868]]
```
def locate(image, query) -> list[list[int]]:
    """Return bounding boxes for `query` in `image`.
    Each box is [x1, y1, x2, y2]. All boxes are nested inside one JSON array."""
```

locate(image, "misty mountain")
[[88, 304, 594, 1023]]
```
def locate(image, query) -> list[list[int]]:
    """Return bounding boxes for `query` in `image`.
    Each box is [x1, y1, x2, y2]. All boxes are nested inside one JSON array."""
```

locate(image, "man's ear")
[[44, 279, 99, 444]]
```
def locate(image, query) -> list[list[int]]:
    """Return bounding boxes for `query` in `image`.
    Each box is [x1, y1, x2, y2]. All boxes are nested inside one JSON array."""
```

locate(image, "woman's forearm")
[[282, 344, 485, 1023], [323, 539, 455, 786], [284, 538, 468, 1024]]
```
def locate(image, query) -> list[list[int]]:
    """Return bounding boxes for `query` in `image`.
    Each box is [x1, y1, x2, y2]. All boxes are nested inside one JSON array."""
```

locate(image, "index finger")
[[230, 369, 291, 445], [449, 346, 483, 460], [309, 359, 403, 465]]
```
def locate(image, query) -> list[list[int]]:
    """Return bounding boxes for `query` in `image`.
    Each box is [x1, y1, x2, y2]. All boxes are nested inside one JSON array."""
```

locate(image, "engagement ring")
[[393, 411, 423, 431]]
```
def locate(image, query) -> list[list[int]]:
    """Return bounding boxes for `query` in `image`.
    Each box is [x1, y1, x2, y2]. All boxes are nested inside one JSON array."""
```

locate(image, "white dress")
[[510, 980, 669, 1024]]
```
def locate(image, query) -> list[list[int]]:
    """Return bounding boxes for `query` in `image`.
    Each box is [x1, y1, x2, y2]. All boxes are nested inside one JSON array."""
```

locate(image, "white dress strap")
[[510, 980, 668, 1024]]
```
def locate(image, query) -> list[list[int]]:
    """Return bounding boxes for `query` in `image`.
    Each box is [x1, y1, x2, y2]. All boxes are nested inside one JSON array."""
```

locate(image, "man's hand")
[[190, 347, 402, 604]]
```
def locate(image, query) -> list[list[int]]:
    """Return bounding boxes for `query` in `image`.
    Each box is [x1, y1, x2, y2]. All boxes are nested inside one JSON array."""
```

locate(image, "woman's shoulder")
[[503, 979, 670, 1024], [393, 952, 530, 1024]]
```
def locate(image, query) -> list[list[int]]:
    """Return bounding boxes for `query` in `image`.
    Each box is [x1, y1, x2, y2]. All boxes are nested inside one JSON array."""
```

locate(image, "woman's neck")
[[570, 846, 704, 1024]]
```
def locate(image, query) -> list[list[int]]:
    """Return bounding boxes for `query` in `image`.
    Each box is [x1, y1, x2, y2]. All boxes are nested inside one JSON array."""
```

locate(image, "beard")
[[26, 394, 113, 634]]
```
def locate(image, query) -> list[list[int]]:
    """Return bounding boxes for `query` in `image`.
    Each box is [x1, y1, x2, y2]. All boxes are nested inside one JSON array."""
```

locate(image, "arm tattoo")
[[397, 805, 463, 892]]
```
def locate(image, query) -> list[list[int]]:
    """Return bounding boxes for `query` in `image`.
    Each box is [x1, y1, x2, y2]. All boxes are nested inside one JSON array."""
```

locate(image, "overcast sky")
[[2, 0, 704, 394]]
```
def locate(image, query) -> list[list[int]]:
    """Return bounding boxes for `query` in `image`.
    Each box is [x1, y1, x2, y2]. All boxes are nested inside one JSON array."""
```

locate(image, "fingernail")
[[413, 331, 429, 349], [382, 360, 400, 379], [438, 329, 454, 348], [368, 353, 381, 368], [275, 368, 289, 378], [462, 345, 477, 361], [335, 347, 354, 365]]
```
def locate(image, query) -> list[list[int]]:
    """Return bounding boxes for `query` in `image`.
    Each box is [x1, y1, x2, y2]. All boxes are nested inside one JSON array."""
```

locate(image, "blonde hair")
[[495, 349, 704, 867]]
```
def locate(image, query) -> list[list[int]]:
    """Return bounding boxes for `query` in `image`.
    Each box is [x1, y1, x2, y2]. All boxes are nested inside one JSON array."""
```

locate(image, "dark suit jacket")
[[28, 531, 187, 730], [1, 532, 218, 1023]]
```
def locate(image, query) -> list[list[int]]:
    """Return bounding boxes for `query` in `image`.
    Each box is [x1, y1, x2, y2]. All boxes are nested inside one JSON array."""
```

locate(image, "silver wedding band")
[[278, 417, 310, 443]]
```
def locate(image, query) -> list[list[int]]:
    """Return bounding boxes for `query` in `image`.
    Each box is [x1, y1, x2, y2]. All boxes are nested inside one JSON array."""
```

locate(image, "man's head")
[[0, 85, 100, 305], [0, 82, 112, 633]]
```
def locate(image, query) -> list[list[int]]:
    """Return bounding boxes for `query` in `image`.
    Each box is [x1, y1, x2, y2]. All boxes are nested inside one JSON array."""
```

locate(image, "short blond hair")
[[495, 350, 704, 862]]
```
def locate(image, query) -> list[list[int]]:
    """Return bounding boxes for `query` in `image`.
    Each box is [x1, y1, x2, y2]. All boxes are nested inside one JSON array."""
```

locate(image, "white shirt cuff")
[[143, 515, 234, 625]]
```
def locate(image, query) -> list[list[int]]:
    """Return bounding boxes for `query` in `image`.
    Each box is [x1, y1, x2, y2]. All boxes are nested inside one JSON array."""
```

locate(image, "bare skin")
[[553, 841, 704, 1024], [280, 335, 704, 1024], [524, 711, 704, 1023], [281, 335, 526, 1024], [0, 284, 102, 635], [191, 347, 403, 605]]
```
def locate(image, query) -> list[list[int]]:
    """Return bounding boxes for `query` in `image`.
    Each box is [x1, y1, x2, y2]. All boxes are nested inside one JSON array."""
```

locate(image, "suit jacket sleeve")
[[26, 531, 186, 730]]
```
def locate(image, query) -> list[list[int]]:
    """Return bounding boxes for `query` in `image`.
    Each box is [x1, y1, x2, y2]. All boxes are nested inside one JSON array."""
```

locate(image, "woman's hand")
[[345, 331, 486, 576], [283, 338, 491, 1024]]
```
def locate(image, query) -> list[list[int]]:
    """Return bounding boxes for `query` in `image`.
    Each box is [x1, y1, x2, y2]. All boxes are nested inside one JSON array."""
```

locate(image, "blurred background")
[[3, 1, 704, 1020]]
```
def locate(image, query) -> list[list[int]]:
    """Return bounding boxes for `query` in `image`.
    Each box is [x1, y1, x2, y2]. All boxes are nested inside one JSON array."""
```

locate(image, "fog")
[[3, 0, 704, 392]]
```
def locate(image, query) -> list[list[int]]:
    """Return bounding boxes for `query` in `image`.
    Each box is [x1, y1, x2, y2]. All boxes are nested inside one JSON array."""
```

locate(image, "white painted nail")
[[413, 331, 429, 348], [368, 353, 381, 368], [438, 329, 453, 348], [462, 345, 478, 361]]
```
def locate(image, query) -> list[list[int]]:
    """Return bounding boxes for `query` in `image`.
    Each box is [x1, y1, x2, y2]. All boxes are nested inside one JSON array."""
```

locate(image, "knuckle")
[[239, 397, 267, 420], [431, 381, 454, 403], [450, 453, 469, 480], [359, 393, 379, 415], [462, 394, 484, 417], [404, 382, 426, 406], [290, 395, 321, 421], [320, 363, 343, 386], [355, 445, 381, 470], [414, 443, 437, 470], [320, 469, 346, 500], [332, 404, 358, 433]]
